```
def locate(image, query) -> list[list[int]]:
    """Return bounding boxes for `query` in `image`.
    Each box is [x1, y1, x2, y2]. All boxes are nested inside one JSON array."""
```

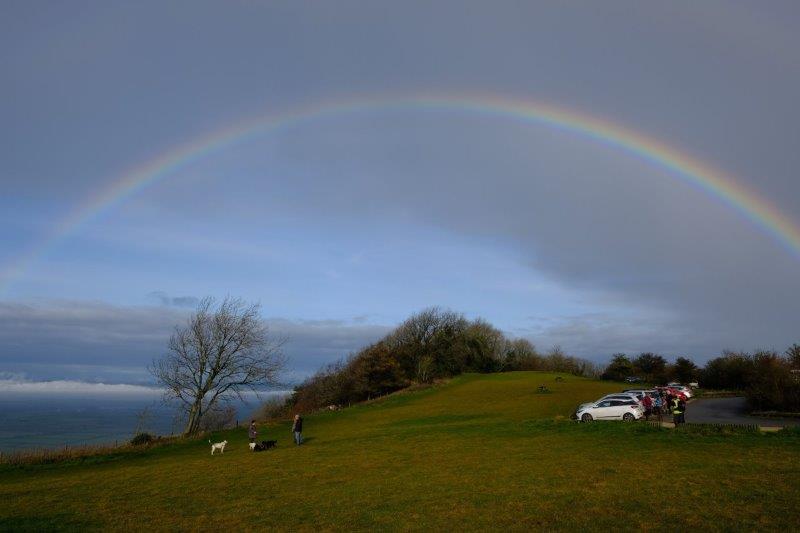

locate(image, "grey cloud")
[[148, 110, 800, 356], [518, 314, 717, 364], [0, 300, 390, 383]]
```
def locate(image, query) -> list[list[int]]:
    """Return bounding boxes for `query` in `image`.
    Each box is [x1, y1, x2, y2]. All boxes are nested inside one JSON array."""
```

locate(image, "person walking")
[[248, 419, 258, 444], [292, 414, 303, 446]]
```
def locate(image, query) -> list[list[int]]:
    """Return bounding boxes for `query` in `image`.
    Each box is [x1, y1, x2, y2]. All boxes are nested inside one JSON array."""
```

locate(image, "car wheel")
[[581, 413, 593, 422], [622, 413, 635, 421]]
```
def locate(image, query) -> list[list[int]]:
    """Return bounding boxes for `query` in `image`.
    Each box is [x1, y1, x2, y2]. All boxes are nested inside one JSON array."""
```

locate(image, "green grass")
[[1, 372, 799, 531]]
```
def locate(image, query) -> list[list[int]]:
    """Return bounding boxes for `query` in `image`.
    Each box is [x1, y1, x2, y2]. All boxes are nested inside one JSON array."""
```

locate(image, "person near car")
[[677, 397, 686, 424], [292, 414, 303, 446], [653, 394, 663, 422], [642, 394, 653, 420], [671, 396, 684, 426]]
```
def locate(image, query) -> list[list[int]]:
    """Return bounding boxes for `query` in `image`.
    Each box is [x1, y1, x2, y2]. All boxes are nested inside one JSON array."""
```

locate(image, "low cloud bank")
[[0, 377, 163, 396], [0, 375, 295, 398], [0, 300, 391, 382]]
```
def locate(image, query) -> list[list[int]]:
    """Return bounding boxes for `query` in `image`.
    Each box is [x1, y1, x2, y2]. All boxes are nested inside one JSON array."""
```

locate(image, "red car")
[[656, 386, 687, 401]]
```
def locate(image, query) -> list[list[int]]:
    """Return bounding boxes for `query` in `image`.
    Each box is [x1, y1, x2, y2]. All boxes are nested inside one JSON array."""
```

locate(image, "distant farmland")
[[1, 372, 799, 531]]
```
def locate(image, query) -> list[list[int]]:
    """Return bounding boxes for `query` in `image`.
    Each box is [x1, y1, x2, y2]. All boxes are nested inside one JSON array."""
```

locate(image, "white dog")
[[249, 442, 256, 452], [209, 440, 228, 455]]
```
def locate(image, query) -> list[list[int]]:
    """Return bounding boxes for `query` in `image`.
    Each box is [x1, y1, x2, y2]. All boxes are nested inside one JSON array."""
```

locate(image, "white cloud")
[[0, 376, 295, 398], [0, 378, 163, 396]]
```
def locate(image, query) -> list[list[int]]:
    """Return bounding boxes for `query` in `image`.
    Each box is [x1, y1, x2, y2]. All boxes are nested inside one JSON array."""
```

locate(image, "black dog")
[[254, 440, 277, 451]]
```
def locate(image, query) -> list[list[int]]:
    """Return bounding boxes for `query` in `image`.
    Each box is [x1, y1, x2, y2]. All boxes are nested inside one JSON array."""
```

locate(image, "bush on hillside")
[[746, 350, 800, 412], [501, 338, 542, 371], [253, 396, 293, 421], [199, 405, 237, 431], [130, 433, 155, 446], [685, 347, 800, 412], [284, 307, 596, 413]]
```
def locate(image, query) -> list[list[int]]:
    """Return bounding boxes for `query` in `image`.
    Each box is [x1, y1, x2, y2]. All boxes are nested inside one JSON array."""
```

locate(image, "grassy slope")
[[1, 372, 799, 531]]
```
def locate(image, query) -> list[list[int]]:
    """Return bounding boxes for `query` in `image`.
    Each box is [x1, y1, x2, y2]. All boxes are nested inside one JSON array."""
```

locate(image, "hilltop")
[[1, 372, 799, 531]]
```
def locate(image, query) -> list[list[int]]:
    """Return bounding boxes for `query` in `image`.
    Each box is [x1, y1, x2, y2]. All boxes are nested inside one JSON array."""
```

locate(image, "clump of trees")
[[287, 307, 596, 414], [601, 352, 698, 384], [700, 348, 800, 412]]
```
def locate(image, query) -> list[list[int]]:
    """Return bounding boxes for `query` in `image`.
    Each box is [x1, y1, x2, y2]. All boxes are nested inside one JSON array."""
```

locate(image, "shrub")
[[199, 405, 237, 431], [746, 350, 800, 412], [130, 433, 155, 446], [253, 396, 292, 421]]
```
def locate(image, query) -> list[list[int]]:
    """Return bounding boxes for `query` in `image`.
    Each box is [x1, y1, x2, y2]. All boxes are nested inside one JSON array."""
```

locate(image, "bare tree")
[[150, 297, 286, 435]]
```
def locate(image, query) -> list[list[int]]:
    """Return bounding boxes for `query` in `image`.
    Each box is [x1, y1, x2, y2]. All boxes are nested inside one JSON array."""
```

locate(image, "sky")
[[2, 1, 799, 388]]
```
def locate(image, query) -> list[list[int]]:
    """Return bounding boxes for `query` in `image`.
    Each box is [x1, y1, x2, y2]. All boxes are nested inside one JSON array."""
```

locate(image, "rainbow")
[[3, 93, 799, 293]]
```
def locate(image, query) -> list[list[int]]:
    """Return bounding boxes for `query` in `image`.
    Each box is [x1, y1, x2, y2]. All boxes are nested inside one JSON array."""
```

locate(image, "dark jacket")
[[292, 417, 303, 432]]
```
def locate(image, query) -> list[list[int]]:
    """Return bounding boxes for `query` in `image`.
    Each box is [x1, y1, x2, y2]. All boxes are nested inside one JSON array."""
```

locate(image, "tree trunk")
[[184, 399, 203, 435]]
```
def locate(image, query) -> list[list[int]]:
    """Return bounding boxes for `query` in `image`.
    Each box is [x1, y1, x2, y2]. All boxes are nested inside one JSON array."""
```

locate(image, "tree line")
[[599, 345, 800, 412], [285, 307, 598, 414]]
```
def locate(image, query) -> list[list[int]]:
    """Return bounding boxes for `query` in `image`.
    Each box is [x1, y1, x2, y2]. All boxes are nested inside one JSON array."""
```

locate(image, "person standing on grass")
[[248, 419, 257, 444], [292, 414, 303, 446], [642, 393, 653, 421]]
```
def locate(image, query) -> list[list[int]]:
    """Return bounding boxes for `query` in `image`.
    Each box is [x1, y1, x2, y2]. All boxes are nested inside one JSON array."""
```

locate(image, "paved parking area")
[[686, 397, 800, 427]]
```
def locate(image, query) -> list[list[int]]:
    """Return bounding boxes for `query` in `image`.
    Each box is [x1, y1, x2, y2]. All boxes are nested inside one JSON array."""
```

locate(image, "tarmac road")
[[686, 397, 800, 427]]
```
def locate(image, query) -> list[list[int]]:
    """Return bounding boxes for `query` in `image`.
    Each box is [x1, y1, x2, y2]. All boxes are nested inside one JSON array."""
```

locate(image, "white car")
[[576, 399, 644, 422], [578, 393, 642, 410], [600, 393, 643, 403], [623, 389, 659, 399]]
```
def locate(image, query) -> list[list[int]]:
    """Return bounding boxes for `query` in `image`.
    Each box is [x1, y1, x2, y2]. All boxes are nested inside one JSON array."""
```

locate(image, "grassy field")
[[1, 371, 799, 531]]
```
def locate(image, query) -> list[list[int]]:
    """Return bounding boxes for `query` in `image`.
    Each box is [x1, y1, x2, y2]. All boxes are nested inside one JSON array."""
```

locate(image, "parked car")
[[601, 393, 643, 402], [579, 393, 642, 410], [576, 399, 644, 422], [624, 376, 643, 383], [666, 384, 693, 398], [622, 389, 659, 399], [656, 386, 688, 401]]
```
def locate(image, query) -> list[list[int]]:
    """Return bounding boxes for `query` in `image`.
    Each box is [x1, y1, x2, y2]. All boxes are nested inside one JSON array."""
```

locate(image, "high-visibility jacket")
[[671, 398, 683, 414]]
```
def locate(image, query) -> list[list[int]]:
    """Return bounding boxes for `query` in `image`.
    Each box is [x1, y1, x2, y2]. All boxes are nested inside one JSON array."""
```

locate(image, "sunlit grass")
[[1, 372, 798, 531]]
